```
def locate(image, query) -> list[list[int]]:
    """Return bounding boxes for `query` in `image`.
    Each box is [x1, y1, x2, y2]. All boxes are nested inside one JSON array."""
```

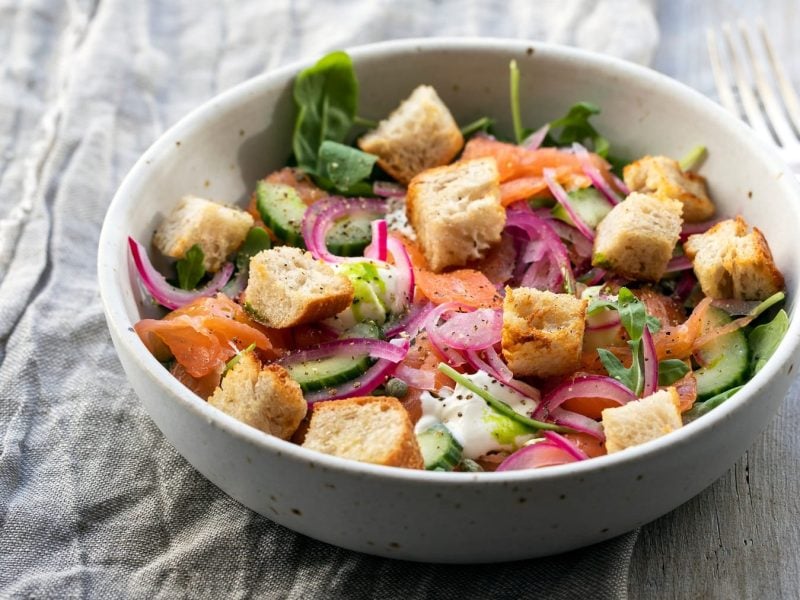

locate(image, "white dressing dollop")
[[414, 371, 538, 459]]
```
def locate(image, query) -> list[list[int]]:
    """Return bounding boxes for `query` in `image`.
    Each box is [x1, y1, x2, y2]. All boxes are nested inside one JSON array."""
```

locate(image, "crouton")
[[244, 246, 354, 328], [301, 396, 424, 469], [406, 157, 506, 272], [208, 353, 306, 440], [623, 155, 715, 222], [501, 287, 588, 378], [154, 195, 254, 272], [601, 388, 682, 454], [684, 216, 784, 300], [592, 192, 683, 281], [358, 85, 464, 185]]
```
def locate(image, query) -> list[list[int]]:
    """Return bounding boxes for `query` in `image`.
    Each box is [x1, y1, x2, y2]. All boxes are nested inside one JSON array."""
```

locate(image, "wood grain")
[[630, 1, 800, 597]]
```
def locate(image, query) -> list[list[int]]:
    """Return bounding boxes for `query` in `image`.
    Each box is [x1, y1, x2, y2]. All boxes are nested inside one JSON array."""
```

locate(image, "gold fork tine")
[[758, 19, 800, 136]]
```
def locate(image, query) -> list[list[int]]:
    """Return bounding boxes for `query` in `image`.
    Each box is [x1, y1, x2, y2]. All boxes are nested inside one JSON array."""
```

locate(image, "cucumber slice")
[[255, 181, 306, 247], [417, 423, 463, 471], [694, 306, 749, 400], [327, 214, 373, 256], [286, 322, 381, 393], [284, 354, 371, 393], [551, 187, 612, 229]]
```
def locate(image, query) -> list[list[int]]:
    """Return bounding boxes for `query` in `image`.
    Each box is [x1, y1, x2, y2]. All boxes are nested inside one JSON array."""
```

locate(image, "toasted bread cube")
[[406, 157, 505, 272], [623, 155, 715, 222], [302, 397, 424, 469], [358, 85, 464, 185], [244, 247, 354, 328], [208, 353, 306, 440], [684, 216, 784, 300], [154, 195, 254, 272], [602, 388, 682, 454], [501, 287, 588, 378], [592, 192, 683, 281]]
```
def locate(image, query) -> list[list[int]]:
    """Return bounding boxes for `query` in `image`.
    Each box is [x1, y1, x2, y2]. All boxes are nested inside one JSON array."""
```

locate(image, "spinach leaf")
[[657, 359, 690, 386], [236, 227, 272, 271], [176, 244, 205, 290], [749, 309, 789, 375], [684, 385, 743, 421], [293, 51, 359, 174], [317, 140, 377, 193]]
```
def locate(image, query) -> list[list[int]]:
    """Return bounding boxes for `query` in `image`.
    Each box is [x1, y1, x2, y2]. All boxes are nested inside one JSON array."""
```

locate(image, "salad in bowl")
[[128, 50, 789, 475]]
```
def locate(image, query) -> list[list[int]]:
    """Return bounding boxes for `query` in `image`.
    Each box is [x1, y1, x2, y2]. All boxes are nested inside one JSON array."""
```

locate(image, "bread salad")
[[130, 51, 789, 472]]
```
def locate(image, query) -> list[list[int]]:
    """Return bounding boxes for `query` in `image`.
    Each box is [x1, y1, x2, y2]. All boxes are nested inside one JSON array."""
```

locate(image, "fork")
[[706, 20, 800, 174]]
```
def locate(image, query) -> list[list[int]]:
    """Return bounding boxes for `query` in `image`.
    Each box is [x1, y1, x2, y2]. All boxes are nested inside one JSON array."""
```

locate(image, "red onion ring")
[[386, 234, 414, 304], [542, 431, 590, 460], [572, 142, 622, 206], [372, 181, 407, 198], [521, 123, 549, 150], [534, 374, 636, 419], [394, 364, 436, 390], [543, 167, 595, 241], [128, 237, 234, 310], [496, 440, 578, 471], [301, 196, 387, 263], [364, 219, 388, 261], [642, 325, 659, 397]]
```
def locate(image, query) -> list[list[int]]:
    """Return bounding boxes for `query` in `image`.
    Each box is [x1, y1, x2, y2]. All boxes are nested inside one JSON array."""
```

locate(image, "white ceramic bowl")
[[98, 38, 800, 563]]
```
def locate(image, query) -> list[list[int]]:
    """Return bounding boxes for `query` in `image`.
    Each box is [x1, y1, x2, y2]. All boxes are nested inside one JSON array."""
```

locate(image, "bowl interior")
[[99, 38, 800, 475]]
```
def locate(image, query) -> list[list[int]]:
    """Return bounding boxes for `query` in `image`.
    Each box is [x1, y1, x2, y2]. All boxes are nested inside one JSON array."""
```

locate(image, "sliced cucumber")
[[552, 187, 612, 229], [417, 423, 463, 471], [284, 355, 371, 393], [694, 306, 749, 400], [286, 322, 381, 393], [255, 181, 306, 247], [327, 214, 373, 256]]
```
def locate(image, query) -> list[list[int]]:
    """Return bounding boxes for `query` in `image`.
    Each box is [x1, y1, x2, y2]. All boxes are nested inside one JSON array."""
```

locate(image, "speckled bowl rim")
[[98, 37, 800, 486]]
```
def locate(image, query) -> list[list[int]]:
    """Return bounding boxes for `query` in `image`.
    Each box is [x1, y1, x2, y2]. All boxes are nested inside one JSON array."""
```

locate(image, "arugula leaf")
[[293, 51, 358, 174], [176, 244, 205, 290], [749, 309, 789, 375], [657, 359, 690, 386], [587, 296, 618, 316], [509, 60, 525, 144], [545, 102, 610, 156], [317, 140, 377, 193], [460, 116, 494, 138], [236, 227, 272, 271], [594, 287, 662, 396], [598, 347, 643, 394]]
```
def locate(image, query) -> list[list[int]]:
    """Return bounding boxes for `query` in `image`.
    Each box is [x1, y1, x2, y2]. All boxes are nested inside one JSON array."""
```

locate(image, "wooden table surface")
[[630, 1, 800, 597]]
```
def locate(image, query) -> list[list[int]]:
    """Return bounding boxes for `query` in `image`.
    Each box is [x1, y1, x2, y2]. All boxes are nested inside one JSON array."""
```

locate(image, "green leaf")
[[587, 297, 617, 316], [317, 140, 377, 192], [460, 116, 494, 138], [545, 101, 611, 157], [749, 309, 789, 375], [658, 359, 690, 386], [684, 385, 743, 421], [646, 314, 662, 334], [618, 288, 646, 341], [176, 244, 205, 290], [293, 50, 359, 174], [236, 227, 272, 270], [509, 60, 524, 144]]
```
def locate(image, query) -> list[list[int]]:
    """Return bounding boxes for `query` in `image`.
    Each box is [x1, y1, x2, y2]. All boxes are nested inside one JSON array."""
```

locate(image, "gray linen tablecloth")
[[7, 0, 785, 597]]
